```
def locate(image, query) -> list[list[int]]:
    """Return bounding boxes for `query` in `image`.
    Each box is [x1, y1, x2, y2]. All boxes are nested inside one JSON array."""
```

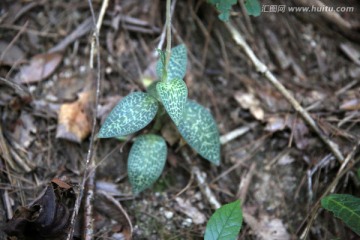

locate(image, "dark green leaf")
[[127, 134, 167, 194], [178, 100, 220, 165], [157, 78, 188, 125], [245, 0, 261, 17], [156, 45, 187, 81], [208, 0, 237, 21], [321, 194, 360, 236], [98, 92, 158, 138], [357, 168, 360, 180], [204, 200, 243, 240]]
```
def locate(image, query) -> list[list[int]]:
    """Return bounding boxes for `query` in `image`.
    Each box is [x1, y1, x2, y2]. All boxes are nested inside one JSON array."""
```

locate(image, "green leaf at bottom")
[[128, 134, 167, 194], [178, 100, 220, 165], [321, 194, 360, 236], [204, 200, 243, 240]]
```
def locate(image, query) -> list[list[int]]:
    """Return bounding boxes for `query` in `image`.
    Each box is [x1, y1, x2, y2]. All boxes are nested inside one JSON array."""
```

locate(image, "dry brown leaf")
[[0, 41, 25, 66], [175, 197, 206, 224], [265, 116, 287, 132], [56, 90, 94, 143], [244, 211, 291, 240], [265, 115, 309, 149], [234, 91, 264, 121], [340, 99, 360, 111], [15, 52, 63, 84]]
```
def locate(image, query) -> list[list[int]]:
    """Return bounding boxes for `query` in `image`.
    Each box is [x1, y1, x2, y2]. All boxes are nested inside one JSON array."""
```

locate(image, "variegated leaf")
[[156, 44, 187, 81], [98, 92, 158, 138], [157, 78, 188, 125], [178, 100, 221, 165], [128, 134, 167, 194]]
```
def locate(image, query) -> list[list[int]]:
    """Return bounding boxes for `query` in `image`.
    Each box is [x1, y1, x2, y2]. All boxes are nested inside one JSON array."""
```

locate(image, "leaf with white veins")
[[98, 92, 158, 138], [157, 78, 188, 125], [128, 134, 167, 194], [178, 100, 221, 165]]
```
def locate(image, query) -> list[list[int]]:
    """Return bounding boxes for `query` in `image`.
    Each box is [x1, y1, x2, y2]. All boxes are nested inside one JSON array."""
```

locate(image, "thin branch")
[[0, 77, 30, 98], [225, 22, 344, 163], [0, 21, 28, 62], [66, 0, 108, 239], [219, 123, 256, 145]]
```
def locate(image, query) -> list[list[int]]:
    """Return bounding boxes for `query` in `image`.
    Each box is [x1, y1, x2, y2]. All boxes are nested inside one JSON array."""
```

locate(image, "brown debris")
[[4, 181, 76, 240], [234, 90, 265, 121], [56, 90, 94, 143]]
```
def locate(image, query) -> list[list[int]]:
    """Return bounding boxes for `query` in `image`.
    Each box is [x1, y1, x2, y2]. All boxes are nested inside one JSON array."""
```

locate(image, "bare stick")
[[225, 22, 344, 163], [0, 76, 30, 97], [220, 123, 256, 145], [66, 0, 108, 239], [0, 21, 28, 62]]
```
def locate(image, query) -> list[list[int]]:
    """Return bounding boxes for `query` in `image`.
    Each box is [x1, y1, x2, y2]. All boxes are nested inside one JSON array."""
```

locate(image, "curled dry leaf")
[[4, 181, 76, 240], [56, 90, 94, 143], [234, 91, 264, 121], [95, 190, 133, 240], [15, 52, 63, 84]]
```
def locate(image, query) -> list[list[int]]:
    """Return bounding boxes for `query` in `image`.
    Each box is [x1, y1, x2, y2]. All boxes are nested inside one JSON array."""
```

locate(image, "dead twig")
[[219, 123, 256, 145], [66, 0, 108, 239], [225, 22, 344, 163], [49, 18, 93, 53], [236, 162, 256, 201], [0, 77, 30, 98], [0, 21, 28, 63]]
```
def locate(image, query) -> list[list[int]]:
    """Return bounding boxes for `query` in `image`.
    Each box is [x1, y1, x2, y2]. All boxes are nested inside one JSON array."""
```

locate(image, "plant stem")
[[150, 106, 165, 134], [165, 0, 172, 74]]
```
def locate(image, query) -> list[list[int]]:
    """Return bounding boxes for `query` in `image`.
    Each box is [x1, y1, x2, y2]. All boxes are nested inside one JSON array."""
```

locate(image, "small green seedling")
[[204, 200, 243, 240], [321, 194, 360, 236], [208, 0, 261, 21], [98, 44, 220, 194]]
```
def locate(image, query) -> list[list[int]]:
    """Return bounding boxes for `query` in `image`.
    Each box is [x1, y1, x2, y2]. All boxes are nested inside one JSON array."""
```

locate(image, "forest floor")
[[0, 0, 360, 239]]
